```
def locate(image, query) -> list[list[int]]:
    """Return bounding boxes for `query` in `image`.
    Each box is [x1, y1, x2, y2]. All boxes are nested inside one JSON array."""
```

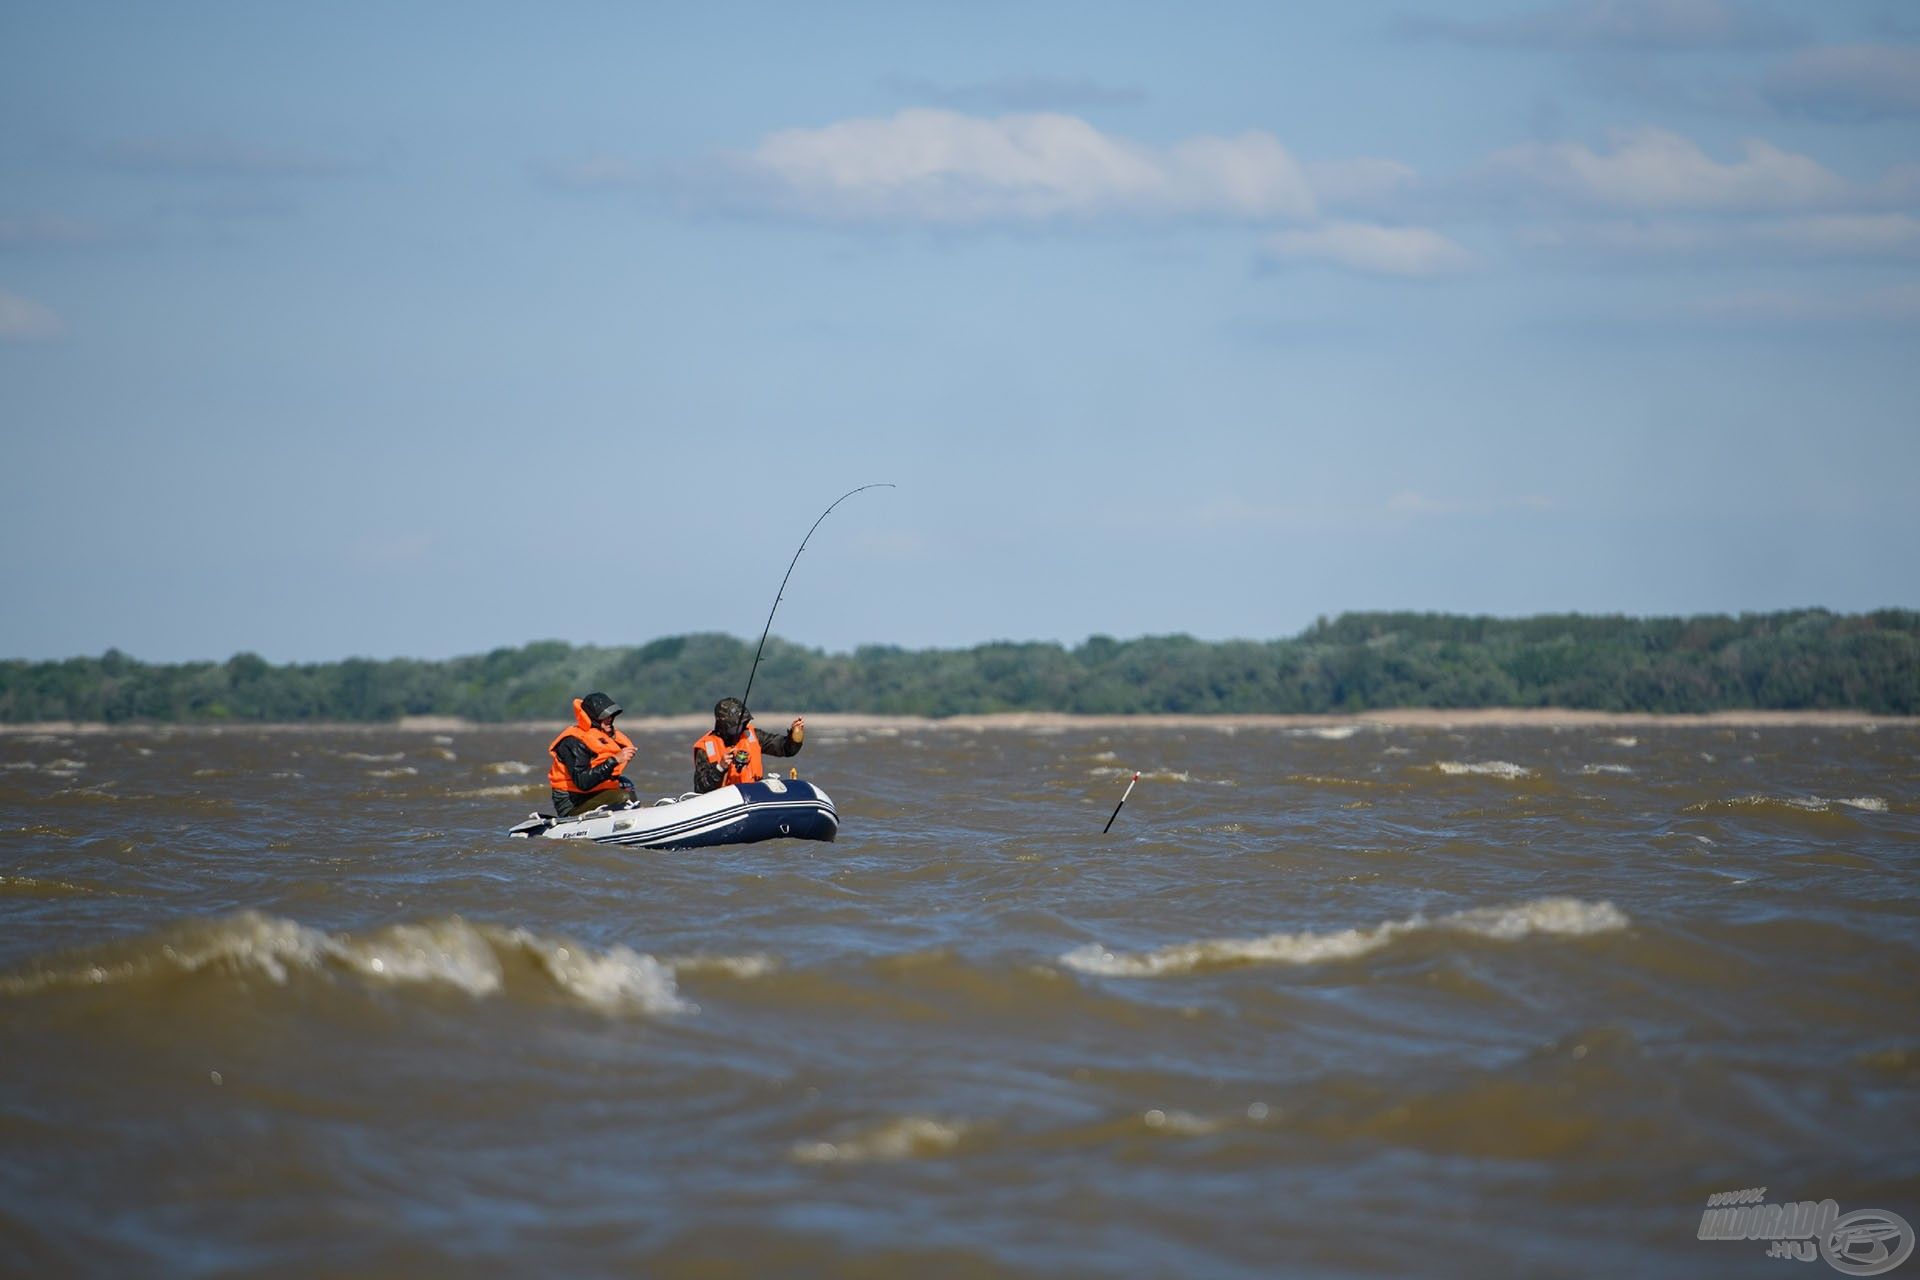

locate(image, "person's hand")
[[617, 746, 636, 765], [789, 716, 805, 743]]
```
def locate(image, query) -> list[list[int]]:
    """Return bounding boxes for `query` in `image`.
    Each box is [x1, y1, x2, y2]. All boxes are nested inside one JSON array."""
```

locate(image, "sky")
[[2, 0, 1916, 663]]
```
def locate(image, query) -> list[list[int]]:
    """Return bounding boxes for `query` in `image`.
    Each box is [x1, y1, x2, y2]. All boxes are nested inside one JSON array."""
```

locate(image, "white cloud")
[[1764, 45, 1920, 120], [730, 109, 1318, 224], [1305, 157, 1420, 207], [1397, 0, 1800, 50], [1263, 222, 1474, 276], [1523, 213, 1920, 257], [1484, 126, 1847, 211], [1751, 214, 1920, 255], [1686, 284, 1920, 324], [0, 288, 64, 340]]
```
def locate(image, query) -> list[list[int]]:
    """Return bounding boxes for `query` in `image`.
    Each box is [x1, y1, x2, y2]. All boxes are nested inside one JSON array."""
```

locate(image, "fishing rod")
[[742, 482, 895, 706], [1103, 771, 1140, 833]]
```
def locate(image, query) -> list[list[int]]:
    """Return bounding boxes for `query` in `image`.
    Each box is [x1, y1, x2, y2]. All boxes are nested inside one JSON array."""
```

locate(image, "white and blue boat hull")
[[507, 779, 838, 850]]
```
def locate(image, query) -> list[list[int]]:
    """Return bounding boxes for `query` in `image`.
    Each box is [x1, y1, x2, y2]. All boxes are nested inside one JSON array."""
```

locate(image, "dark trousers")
[[552, 787, 629, 818]]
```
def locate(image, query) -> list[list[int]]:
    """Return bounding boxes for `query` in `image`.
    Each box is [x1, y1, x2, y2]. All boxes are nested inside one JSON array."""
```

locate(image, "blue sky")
[[3, 0, 1916, 662]]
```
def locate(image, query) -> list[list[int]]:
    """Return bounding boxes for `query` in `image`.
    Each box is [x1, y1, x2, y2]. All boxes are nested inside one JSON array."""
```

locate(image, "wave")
[[338, 751, 404, 762], [1836, 796, 1890, 813], [1092, 766, 1217, 785], [1141, 1107, 1225, 1135], [1285, 773, 1388, 790], [672, 952, 779, 979], [0, 911, 687, 1016], [484, 761, 537, 776], [1686, 794, 1888, 817], [1434, 760, 1532, 779], [1578, 764, 1635, 776], [791, 1115, 970, 1164], [0, 874, 97, 898], [1060, 897, 1629, 978]]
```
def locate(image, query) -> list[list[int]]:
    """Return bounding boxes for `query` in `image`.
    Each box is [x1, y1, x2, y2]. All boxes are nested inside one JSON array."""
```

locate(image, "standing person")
[[692, 698, 804, 794], [548, 692, 638, 817]]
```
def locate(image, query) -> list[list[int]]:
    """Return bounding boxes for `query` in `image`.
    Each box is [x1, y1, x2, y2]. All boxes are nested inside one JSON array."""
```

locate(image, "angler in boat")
[[693, 698, 804, 794], [510, 483, 887, 850], [547, 691, 639, 817], [512, 691, 835, 850]]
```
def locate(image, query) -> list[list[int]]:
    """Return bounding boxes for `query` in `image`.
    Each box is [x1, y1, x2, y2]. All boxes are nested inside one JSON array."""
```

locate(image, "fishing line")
[[742, 483, 895, 706]]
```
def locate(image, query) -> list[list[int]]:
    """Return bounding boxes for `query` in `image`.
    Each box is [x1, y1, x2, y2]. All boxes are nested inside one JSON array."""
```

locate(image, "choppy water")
[[2, 720, 1916, 1277]]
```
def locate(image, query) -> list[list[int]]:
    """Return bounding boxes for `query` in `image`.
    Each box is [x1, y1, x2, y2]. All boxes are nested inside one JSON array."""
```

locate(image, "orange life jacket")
[[548, 699, 634, 794], [693, 726, 763, 786]]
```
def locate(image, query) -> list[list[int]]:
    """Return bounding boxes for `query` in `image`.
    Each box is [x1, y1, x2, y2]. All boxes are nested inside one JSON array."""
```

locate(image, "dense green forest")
[[2, 610, 1915, 723]]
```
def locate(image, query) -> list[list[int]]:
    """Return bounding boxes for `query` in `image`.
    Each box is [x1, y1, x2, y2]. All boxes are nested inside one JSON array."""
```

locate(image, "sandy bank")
[[1, 709, 1911, 735]]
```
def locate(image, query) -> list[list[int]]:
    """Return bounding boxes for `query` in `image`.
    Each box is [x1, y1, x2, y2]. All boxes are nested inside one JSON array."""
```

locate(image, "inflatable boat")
[[506, 778, 839, 850]]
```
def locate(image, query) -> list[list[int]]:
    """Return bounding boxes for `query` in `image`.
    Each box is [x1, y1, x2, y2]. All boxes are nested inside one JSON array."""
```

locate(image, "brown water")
[[2, 722, 1916, 1277]]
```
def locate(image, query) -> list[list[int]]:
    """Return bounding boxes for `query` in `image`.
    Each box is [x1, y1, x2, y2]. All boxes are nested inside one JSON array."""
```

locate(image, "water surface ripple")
[[2, 723, 1916, 1277]]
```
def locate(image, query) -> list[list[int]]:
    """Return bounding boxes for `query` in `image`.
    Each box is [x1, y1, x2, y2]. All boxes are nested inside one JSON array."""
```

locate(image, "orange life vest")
[[693, 727, 763, 786], [548, 699, 634, 794]]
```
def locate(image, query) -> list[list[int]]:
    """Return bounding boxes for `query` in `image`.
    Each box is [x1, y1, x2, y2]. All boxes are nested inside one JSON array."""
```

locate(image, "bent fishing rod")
[[742, 482, 895, 706]]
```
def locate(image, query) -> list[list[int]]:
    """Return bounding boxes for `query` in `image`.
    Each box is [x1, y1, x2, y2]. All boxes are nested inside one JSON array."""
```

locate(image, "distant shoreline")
[[1, 709, 1912, 735]]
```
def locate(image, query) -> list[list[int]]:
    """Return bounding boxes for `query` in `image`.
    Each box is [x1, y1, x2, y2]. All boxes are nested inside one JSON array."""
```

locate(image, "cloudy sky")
[[2, 0, 1915, 662]]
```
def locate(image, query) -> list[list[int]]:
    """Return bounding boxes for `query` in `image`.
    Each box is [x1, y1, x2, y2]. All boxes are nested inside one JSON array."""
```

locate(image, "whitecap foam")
[[1287, 725, 1359, 741], [672, 952, 779, 979], [1578, 764, 1635, 776], [1061, 897, 1629, 978], [369, 766, 418, 778], [1, 911, 687, 1016], [1435, 760, 1533, 779], [1690, 794, 1888, 816], [346, 919, 504, 995], [497, 928, 688, 1014], [1287, 773, 1383, 790], [1092, 766, 1201, 784], [340, 751, 404, 762], [792, 1116, 968, 1164], [484, 761, 537, 776], [1607, 736, 1638, 747], [1142, 1108, 1223, 1135]]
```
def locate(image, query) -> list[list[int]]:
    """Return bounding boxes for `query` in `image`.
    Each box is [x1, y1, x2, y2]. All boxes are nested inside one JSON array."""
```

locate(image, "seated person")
[[692, 697, 804, 794], [547, 691, 637, 817]]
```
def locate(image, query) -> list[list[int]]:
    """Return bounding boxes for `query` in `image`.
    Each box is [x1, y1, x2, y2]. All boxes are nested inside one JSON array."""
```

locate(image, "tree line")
[[1, 609, 1914, 723]]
